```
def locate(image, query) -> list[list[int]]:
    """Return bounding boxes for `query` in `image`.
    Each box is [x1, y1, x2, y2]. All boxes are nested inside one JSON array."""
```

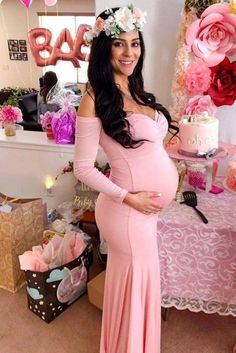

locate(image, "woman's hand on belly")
[[123, 191, 162, 215]]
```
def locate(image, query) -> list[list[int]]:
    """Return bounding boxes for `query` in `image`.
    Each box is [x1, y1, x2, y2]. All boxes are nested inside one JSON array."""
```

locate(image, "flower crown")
[[84, 4, 147, 45]]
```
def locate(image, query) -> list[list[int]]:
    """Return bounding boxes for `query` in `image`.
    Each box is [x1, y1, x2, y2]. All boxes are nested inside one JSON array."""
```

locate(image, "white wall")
[[216, 103, 236, 144], [0, 129, 107, 209], [0, 0, 95, 89]]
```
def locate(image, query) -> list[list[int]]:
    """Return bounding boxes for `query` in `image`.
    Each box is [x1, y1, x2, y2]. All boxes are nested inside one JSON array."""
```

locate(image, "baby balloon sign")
[[28, 25, 91, 67]]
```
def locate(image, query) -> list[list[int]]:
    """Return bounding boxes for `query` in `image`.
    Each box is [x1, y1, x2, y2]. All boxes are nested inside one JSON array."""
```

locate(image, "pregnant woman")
[[74, 5, 178, 353]]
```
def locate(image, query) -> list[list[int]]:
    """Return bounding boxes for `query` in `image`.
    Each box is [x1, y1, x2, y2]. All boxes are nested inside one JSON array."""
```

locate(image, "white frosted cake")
[[178, 114, 219, 156]]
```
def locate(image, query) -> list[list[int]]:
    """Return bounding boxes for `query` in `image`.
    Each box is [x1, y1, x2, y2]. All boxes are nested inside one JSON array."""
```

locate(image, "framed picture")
[[11, 45, 19, 52], [7, 39, 28, 61], [22, 53, 28, 61], [16, 53, 22, 60], [19, 39, 26, 46], [19, 46, 27, 52], [9, 53, 22, 61], [8, 42, 20, 52], [9, 52, 14, 60], [7, 38, 28, 61], [8, 39, 18, 46]]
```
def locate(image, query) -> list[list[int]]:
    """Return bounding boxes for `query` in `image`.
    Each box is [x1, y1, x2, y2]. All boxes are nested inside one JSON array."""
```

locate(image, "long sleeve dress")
[[74, 112, 178, 353]]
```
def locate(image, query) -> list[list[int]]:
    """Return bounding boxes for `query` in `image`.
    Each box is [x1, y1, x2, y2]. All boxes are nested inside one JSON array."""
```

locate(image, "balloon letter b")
[[28, 28, 53, 66], [28, 25, 91, 68]]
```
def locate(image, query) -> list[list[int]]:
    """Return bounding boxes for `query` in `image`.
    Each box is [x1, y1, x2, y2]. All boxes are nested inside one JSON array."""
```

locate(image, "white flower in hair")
[[83, 30, 94, 45], [133, 7, 147, 28], [114, 7, 135, 32], [104, 15, 117, 37]]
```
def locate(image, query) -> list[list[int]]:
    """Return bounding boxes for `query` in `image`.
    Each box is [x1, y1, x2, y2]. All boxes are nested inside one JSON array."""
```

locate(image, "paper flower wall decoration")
[[170, 0, 236, 121], [186, 3, 236, 67]]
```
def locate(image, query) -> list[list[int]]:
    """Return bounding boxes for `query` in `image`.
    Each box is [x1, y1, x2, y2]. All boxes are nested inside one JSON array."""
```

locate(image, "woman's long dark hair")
[[40, 71, 58, 103], [88, 8, 178, 148]]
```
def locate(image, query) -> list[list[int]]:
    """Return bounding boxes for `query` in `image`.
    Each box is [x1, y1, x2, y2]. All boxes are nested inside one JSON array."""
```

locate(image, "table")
[[157, 178, 236, 316]]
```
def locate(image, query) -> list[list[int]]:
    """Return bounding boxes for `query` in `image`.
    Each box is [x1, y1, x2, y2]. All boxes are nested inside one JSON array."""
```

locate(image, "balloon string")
[[55, 1, 62, 62], [44, 2, 48, 68], [26, 8, 33, 87], [0, 3, 26, 87], [56, 1, 59, 16]]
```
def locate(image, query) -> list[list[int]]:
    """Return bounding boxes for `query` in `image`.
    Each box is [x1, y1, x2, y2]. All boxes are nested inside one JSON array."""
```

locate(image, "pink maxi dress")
[[74, 112, 178, 353]]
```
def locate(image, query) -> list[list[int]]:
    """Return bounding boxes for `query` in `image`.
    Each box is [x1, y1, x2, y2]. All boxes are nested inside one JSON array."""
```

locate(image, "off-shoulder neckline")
[[126, 111, 158, 121], [77, 111, 160, 121]]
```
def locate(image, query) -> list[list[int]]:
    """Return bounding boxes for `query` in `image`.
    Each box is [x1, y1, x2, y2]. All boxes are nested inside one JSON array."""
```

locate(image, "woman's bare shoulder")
[[78, 91, 96, 118]]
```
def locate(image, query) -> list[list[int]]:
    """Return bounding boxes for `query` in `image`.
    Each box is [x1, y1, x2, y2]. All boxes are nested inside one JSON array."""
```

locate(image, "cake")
[[226, 160, 236, 192], [178, 114, 219, 156]]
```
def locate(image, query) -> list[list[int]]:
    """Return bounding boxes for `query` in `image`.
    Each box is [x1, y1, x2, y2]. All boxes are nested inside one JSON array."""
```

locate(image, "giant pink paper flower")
[[186, 3, 236, 67], [184, 60, 211, 94], [206, 57, 236, 106], [184, 95, 217, 116]]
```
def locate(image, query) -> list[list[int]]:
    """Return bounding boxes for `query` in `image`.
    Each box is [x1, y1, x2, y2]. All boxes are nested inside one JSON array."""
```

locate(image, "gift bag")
[[25, 247, 89, 323], [51, 109, 76, 144], [47, 82, 80, 145], [0, 193, 44, 292]]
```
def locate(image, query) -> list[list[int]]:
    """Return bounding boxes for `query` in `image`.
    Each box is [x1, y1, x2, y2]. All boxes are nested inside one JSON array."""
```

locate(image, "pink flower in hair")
[[95, 17, 105, 31], [185, 3, 236, 67]]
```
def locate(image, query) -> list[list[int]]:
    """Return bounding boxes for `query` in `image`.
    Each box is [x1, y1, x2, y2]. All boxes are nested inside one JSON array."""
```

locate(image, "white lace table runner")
[[157, 179, 236, 316]]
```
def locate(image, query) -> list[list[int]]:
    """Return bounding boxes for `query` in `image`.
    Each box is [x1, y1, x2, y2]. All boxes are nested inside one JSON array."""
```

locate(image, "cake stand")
[[165, 141, 231, 162], [165, 141, 233, 193]]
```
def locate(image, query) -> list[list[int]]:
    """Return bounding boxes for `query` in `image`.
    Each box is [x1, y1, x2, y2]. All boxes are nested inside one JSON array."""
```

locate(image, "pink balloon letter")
[[28, 25, 91, 68]]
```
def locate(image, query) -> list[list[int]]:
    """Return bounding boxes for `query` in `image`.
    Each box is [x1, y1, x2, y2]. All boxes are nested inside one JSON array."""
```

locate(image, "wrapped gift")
[[47, 83, 81, 145], [0, 193, 44, 292]]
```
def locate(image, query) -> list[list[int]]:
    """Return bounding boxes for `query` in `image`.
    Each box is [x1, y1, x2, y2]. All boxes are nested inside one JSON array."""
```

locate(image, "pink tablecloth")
[[157, 178, 236, 316]]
